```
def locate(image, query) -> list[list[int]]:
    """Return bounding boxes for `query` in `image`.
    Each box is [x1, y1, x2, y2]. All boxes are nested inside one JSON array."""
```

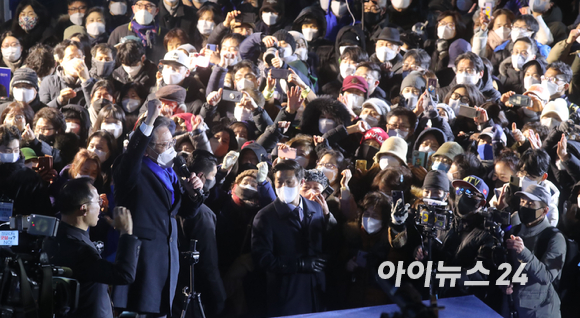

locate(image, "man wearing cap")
[[108, 0, 168, 63], [477, 124, 507, 161], [339, 75, 368, 115], [255, 0, 291, 35], [140, 50, 206, 114], [398, 71, 425, 110], [431, 141, 464, 176], [355, 127, 388, 169], [360, 98, 389, 128], [433, 176, 498, 296], [504, 184, 566, 318], [11, 68, 47, 113], [156, 85, 187, 117], [371, 27, 403, 74], [373, 136, 408, 170], [539, 98, 569, 130]]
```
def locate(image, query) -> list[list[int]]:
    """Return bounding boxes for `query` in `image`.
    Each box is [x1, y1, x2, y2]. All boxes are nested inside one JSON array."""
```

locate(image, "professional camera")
[[415, 199, 453, 231], [263, 46, 281, 65], [0, 214, 79, 318], [480, 207, 512, 268]]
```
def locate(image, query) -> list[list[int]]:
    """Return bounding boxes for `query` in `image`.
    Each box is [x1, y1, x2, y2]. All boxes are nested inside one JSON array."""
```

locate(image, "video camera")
[[0, 215, 79, 318], [415, 199, 453, 231]]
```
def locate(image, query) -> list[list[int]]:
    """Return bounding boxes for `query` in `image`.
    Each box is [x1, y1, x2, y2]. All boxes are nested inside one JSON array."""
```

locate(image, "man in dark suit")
[[112, 99, 203, 317], [43, 178, 141, 318], [251, 159, 337, 316]]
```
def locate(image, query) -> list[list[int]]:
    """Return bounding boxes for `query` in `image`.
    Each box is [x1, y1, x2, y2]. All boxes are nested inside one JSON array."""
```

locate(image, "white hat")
[[160, 50, 189, 68], [373, 136, 408, 166], [541, 98, 569, 122], [526, 84, 550, 103], [177, 44, 197, 54], [288, 30, 308, 50]]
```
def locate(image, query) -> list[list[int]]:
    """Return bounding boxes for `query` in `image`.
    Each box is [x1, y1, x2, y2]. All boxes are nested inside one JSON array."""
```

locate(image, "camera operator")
[[435, 176, 498, 299], [504, 184, 566, 318], [43, 178, 141, 318]]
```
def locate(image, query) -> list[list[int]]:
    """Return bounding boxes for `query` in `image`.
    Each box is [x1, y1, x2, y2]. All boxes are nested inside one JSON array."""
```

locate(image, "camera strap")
[[17, 257, 37, 318]]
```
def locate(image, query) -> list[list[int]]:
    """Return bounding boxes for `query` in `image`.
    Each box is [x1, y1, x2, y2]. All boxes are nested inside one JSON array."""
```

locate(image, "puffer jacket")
[[511, 218, 566, 318]]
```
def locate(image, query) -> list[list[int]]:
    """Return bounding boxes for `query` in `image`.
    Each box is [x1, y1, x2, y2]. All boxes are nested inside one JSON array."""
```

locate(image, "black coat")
[[108, 23, 168, 63], [174, 202, 226, 317], [43, 223, 141, 318], [111, 127, 187, 314], [112, 59, 158, 94], [0, 158, 52, 216], [251, 197, 337, 316], [158, 3, 196, 36]]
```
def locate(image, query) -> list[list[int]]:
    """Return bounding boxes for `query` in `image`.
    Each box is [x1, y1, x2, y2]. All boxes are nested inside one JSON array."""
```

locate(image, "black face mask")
[[92, 98, 112, 115], [364, 12, 382, 27], [494, 179, 505, 189], [203, 178, 216, 193], [38, 133, 55, 145], [355, 144, 379, 164], [92, 59, 115, 78], [455, 194, 480, 216], [519, 206, 542, 225]]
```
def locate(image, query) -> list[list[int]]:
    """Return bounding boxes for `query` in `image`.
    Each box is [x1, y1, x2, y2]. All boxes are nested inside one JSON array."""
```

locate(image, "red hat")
[[361, 127, 388, 145], [341, 75, 368, 94]]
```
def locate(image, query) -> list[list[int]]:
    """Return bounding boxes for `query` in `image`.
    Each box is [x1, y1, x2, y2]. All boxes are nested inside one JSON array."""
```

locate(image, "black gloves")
[[297, 256, 327, 273]]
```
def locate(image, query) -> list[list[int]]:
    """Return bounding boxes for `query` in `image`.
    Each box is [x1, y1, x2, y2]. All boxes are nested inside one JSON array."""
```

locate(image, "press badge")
[[0, 198, 13, 222], [0, 231, 18, 246]]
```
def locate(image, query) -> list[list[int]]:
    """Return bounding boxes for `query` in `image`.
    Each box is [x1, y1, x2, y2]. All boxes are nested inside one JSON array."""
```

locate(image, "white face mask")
[[319, 118, 336, 134], [236, 78, 254, 91], [122, 64, 142, 78], [0, 152, 19, 163], [403, 92, 418, 109], [318, 166, 337, 182], [379, 155, 401, 169], [330, 0, 348, 17], [70, 12, 84, 25], [387, 128, 408, 140], [280, 46, 293, 59], [162, 67, 185, 85], [156, 146, 177, 168], [511, 28, 533, 42], [295, 48, 308, 61], [110, 2, 127, 15], [89, 147, 108, 163], [234, 106, 253, 122], [235, 136, 247, 148], [391, 0, 411, 9], [101, 122, 123, 139], [1, 46, 21, 62], [134, 9, 154, 25], [66, 122, 80, 134], [448, 98, 461, 114], [524, 76, 541, 90], [239, 183, 257, 192], [295, 156, 309, 168], [122, 98, 141, 113], [86, 22, 106, 36], [12, 87, 35, 103], [222, 52, 241, 67], [276, 185, 299, 204], [302, 28, 318, 42], [340, 62, 356, 78], [456, 72, 479, 85], [437, 25, 454, 40], [541, 117, 560, 129], [376, 46, 397, 63], [494, 26, 511, 42], [262, 12, 278, 26], [362, 216, 382, 234], [511, 54, 529, 71], [360, 114, 379, 127], [344, 93, 364, 111], [542, 79, 561, 97], [197, 20, 215, 35]]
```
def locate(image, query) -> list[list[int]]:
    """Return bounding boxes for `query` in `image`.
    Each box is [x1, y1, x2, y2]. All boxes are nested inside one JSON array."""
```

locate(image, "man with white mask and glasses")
[[112, 99, 204, 317], [252, 159, 336, 316], [542, 61, 573, 104], [108, 0, 168, 63]]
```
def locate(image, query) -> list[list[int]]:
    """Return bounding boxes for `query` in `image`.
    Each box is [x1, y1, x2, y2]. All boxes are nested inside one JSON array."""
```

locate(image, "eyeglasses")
[[317, 162, 337, 170], [450, 93, 470, 104], [455, 187, 482, 199], [68, 5, 87, 13], [541, 75, 566, 84], [35, 126, 55, 134], [6, 114, 24, 121], [82, 197, 103, 207], [387, 123, 410, 131], [432, 156, 452, 165], [134, 3, 156, 10], [150, 139, 176, 151]]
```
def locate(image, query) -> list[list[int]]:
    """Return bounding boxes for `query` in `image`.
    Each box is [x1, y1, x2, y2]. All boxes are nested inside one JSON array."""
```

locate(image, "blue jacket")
[[494, 38, 551, 58]]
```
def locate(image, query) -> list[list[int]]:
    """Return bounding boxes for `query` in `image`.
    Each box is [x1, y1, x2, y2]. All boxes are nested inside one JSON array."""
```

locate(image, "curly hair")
[[300, 96, 352, 136]]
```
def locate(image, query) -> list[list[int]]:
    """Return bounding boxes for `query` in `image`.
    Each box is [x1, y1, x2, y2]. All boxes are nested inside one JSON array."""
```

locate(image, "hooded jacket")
[[112, 59, 158, 94], [293, 5, 337, 89], [254, 0, 291, 36], [61, 104, 91, 144]]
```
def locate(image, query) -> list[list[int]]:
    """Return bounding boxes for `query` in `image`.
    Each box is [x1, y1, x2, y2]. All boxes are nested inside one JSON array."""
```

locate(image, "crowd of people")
[[1, 0, 580, 317]]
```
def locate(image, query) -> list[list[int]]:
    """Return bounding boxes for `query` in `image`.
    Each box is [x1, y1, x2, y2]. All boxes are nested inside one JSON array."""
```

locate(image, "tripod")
[[180, 239, 206, 318]]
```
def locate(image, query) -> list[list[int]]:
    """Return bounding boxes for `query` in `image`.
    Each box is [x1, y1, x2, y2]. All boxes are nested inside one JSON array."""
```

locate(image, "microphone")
[[173, 155, 203, 197]]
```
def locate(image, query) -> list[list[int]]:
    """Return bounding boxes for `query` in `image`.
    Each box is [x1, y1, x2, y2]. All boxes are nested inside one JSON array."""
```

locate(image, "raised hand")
[[287, 86, 304, 114], [207, 88, 223, 107]]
